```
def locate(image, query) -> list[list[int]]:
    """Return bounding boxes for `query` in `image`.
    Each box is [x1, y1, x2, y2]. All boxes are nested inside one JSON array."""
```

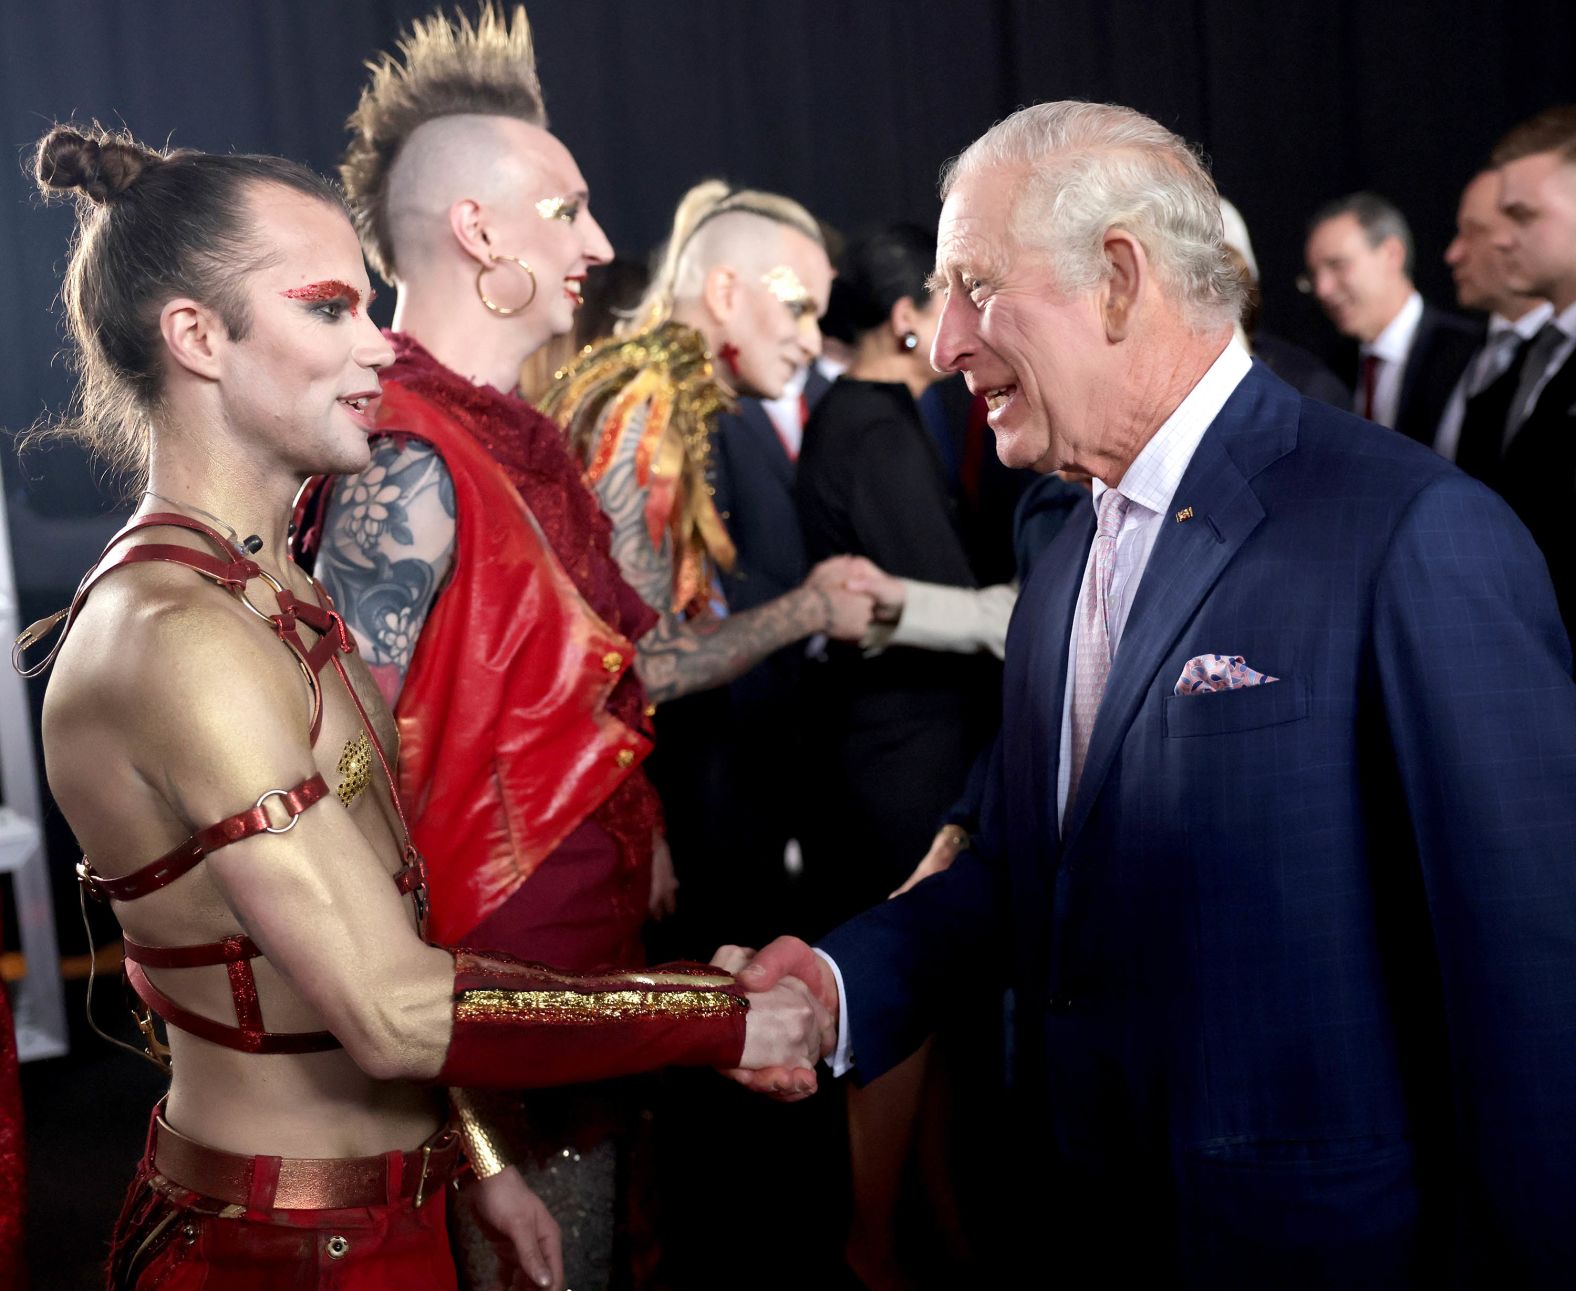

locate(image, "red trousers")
[[109, 1113, 458, 1290]]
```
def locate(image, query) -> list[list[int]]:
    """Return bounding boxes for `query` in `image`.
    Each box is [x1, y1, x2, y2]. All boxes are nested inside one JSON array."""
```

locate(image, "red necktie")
[[1360, 353, 1380, 422]]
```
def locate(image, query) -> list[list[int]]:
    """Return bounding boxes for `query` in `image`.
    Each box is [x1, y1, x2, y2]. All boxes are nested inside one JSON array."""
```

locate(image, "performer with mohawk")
[[304, 5, 867, 1285]]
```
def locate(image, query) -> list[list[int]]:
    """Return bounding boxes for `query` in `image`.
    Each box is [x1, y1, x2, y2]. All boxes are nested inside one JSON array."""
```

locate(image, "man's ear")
[[1379, 234, 1407, 276], [701, 264, 739, 324], [1102, 230, 1144, 342], [448, 198, 493, 267], [159, 298, 225, 382]]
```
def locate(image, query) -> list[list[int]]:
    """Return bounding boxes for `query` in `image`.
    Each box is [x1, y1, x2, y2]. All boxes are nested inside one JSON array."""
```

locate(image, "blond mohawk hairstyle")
[[342, 3, 546, 280]]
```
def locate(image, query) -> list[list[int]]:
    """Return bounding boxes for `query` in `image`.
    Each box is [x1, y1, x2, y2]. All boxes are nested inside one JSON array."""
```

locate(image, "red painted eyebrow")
[[279, 280, 371, 315]]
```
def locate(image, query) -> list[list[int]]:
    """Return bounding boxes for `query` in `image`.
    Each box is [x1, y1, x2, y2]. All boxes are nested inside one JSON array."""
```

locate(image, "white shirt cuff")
[[812, 948, 854, 1078]]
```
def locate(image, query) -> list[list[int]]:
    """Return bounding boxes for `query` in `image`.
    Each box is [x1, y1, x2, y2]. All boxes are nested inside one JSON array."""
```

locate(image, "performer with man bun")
[[18, 119, 827, 1291]]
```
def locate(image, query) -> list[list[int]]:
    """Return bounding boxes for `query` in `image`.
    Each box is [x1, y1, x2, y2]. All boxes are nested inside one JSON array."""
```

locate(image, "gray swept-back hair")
[[941, 101, 1245, 333]]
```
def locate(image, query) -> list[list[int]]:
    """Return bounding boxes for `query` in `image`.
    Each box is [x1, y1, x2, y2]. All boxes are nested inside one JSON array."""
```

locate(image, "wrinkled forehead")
[[935, 169, 1024, 280]]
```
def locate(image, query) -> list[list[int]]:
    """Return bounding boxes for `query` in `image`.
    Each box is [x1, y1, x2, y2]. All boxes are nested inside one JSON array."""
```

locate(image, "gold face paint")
[[761, 265, 816, 318], [535, 196, 582, 223]]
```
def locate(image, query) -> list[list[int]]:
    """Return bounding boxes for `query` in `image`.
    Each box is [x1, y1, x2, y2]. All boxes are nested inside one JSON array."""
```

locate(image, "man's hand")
[[466, 1165, 564, 1290], [713, 937, 841, 1099], [648, 832, 678, 920]]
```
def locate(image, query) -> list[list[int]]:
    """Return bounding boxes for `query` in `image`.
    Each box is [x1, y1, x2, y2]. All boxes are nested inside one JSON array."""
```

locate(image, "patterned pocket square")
[[1174, 654, 1279, 696]]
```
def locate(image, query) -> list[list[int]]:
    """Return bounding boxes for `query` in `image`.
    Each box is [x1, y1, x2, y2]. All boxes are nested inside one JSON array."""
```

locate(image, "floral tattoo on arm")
[[317, 439, 456, 705]]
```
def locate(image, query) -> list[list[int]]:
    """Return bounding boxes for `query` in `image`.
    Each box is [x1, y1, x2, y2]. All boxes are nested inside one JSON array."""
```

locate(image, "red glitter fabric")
[[383, 332, 659, 719], [376, 336, 664, 889]]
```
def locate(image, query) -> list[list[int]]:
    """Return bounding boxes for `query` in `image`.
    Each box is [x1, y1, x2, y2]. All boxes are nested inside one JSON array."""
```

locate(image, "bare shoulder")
[[46, 564, 305, 755]]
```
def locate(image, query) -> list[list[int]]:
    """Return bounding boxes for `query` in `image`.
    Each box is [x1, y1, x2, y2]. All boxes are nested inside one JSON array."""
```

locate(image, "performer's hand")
[[467, 1165, 564, 1290], [804, 554, 869, 592], [716, 937, 841, 1099], [891, 825, 968, 897], [842, 561, 906, 624], [648, 832, 679, 920]]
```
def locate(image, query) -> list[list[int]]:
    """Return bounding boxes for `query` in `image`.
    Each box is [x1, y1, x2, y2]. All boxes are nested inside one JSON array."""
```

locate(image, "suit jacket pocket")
[[1163, 676, 1309, 738]]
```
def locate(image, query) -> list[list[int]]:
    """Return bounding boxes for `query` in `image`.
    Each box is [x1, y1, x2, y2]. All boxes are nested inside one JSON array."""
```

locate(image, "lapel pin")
[[1175, 506, 1194, 523]]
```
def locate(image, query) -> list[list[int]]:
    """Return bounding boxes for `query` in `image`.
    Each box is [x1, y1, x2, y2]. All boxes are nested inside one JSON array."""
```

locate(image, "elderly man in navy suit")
[[729, 101, 1576, 1286]]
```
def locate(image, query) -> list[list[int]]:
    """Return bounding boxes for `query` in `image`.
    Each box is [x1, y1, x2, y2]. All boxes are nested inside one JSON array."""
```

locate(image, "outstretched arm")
[[591, 419, 871, 703], [315, 438, 455, 708], [54, 596, 826, 1089]]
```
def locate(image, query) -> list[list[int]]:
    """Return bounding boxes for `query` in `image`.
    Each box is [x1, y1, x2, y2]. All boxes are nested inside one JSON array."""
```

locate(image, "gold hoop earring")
[[475, 254, 538, 315]]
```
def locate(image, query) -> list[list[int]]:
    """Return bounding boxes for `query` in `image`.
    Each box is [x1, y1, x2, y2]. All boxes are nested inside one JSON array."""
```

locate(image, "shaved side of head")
[[672, 212, 804, 299], [384, 114, 555, 280]]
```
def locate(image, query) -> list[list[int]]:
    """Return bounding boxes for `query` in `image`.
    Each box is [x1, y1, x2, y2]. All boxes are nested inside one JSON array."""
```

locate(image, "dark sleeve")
[[845, 415, 976, 586], [819, 731, 1012, 1083], [1373, 472, 1576, 1276]]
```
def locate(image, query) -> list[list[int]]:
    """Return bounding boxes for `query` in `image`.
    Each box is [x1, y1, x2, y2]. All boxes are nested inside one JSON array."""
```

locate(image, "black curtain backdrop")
[[2, 0, 1574, 923]]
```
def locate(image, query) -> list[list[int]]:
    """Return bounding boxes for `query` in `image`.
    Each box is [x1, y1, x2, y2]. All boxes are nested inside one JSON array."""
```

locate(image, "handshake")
[[802, 555, 906, 642], [712, 938, 842, 1099]]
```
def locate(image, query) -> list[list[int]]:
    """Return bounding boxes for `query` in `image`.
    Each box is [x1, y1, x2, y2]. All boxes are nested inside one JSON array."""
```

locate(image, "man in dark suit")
[[1303, 192, 1480, 444], [732, 101, 1576, 1285], [1459, 106, 1576, 635]]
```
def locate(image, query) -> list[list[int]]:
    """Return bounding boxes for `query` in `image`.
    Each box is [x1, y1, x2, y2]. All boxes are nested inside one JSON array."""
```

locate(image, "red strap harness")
[[22, 512, 428, 1056]]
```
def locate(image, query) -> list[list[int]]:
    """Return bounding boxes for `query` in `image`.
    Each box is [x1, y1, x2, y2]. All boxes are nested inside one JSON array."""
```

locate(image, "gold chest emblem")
[[336, 731, 372, 808]]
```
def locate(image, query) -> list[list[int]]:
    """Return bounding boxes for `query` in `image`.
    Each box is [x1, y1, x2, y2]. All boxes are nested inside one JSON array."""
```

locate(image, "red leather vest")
[[380, 380, 653, 946]]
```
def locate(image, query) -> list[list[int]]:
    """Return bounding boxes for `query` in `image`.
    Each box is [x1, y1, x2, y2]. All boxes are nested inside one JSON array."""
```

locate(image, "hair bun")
[[35, 126, 161, 205]]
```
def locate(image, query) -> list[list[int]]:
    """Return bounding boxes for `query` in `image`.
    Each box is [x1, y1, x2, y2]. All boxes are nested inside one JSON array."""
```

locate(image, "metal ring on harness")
[[255, 789, 302, 834]]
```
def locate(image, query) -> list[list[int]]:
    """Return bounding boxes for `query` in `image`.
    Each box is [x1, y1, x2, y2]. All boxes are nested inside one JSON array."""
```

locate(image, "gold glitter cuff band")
[[450, 1090, 510, 1180], [455, 988, 748, 1025]]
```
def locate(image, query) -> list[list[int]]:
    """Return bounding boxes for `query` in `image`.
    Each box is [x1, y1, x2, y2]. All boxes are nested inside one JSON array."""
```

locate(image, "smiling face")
[[722, 226, 833, 398], [480, 121, 614, 342], [1496, 150, 1576, 311], [1303, 212, 1410, 343], [930, 168, 1111, 472], [212, 184, 395, 477]]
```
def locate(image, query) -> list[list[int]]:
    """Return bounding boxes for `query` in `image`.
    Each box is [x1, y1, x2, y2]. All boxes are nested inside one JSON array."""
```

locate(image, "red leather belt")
[[152, 1116, 460, 1211]]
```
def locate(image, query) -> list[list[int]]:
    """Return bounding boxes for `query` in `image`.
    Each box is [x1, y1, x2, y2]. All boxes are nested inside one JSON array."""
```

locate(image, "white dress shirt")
[[1056, 339, 1252, 828], [1357, 291, 1423, 429], [820, 338, 1253, 1078], [1432, 302, 1553, 461], [761, 364, 809, 458]]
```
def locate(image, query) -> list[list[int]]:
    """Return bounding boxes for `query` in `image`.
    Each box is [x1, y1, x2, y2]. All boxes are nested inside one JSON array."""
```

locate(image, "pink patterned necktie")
[[1067, 488, 1132, 811]]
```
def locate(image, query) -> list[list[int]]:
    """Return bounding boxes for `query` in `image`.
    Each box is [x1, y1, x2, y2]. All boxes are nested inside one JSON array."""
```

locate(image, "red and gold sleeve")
[[437, 950, 748, 1089]]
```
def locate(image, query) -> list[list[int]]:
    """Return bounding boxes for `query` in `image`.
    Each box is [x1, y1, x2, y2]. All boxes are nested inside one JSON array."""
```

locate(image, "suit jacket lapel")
[[1019, 503, 1093, 857], [1396, 304, 1437, 433], [1060, 363, 1297, 842], [740, 400, 796, 488]]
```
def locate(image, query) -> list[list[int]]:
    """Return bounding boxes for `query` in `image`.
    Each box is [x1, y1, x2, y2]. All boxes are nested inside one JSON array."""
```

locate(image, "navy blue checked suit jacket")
[[820, 361, 1576, 1286]]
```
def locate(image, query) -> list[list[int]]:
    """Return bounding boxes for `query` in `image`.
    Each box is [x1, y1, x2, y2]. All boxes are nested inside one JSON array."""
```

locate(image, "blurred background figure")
[[1458, 105, 1576, 635], [1303, 191, 1479, 440], [1435, 169, 1552, 461], [794, 224, 1003, 1289]]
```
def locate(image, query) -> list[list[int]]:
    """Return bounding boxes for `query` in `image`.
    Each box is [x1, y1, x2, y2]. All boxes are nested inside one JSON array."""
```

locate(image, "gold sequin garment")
[[455, 988, 748, 1025], [541, 322, 737, 616], [335, 730, 372, 807]]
